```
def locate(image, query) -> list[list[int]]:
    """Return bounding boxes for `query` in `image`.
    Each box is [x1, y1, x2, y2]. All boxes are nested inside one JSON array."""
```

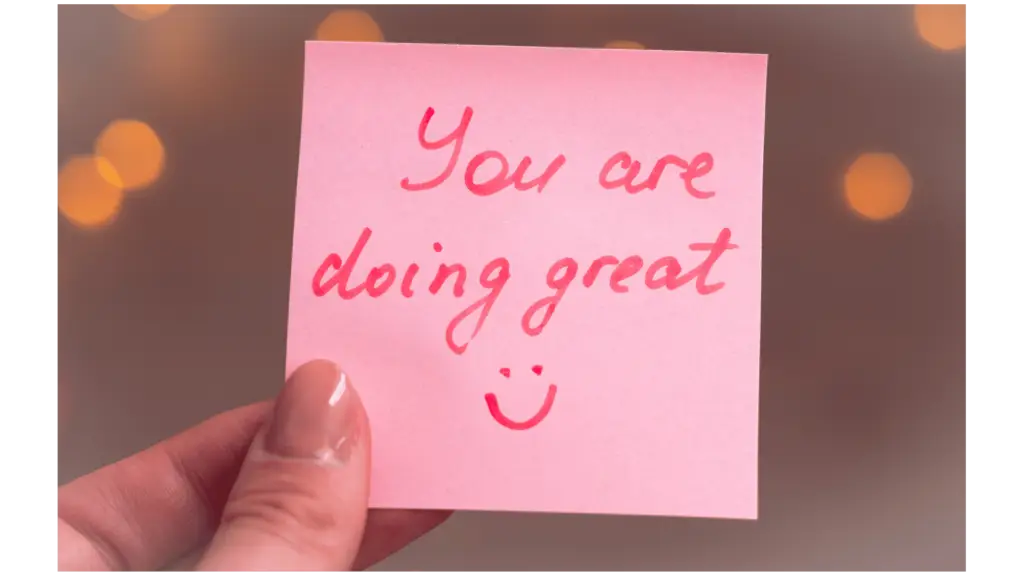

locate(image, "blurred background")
[[58, 4, 965, 570]]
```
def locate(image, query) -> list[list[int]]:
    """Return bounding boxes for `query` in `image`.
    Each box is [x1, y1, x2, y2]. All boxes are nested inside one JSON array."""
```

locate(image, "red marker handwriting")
[[598, 151, 715, 198], [400, 106, 566, 196], [311, 227, 737, 353], [400, 107, 715, 199], [486, 365, 557, 431], [311, 228, 510, 355], [311, 106, 741, 431]]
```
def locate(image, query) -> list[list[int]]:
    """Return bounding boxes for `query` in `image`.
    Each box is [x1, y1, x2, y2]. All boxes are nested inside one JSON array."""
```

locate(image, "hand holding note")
[[58, 360, 449, 571], [58, 36, 767, 575]]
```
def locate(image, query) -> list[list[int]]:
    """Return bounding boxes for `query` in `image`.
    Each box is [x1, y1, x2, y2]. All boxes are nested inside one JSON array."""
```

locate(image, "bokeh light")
[[94, 119, 166, 191], [136, 12, 219, 110], [604, 40, 646, 50], [58, 156, 124, 229], [115, 5, 172, 21], [315, 9, 384, 42], [914, 4, 966, 51], [843, 153, 913, 221]]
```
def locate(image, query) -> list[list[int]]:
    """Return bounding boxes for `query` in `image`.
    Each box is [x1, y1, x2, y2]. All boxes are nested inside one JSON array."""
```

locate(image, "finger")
[[353, 509, 453, 569], [58, 401, 272, 571], [166, 510, 453, 570], [196, 359, 372, 571], [169, 509, 454, 571], [166, 510, 454, 571]]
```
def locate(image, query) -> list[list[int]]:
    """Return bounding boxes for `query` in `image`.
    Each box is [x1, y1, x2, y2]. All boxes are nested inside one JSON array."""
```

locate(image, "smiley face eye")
[[500, 366, 543, 377]]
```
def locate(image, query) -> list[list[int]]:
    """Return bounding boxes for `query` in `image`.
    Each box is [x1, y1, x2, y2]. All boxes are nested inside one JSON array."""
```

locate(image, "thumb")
[[196, 360, 371, 571]]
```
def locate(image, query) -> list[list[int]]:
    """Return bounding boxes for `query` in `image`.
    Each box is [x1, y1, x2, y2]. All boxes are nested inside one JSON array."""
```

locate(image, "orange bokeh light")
[[58, 156, 124, 229], [115, 5, 172, 21], [604, 40, 645, 50], [94, 119, 166, 192], [914, 4, 966, 51], [135, 12, 219, 110], [843, 153, 913, 221], [315, 10, 384, 42]]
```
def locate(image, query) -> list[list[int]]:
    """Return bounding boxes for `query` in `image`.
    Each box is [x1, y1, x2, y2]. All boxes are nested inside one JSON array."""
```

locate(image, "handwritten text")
[[313, 107, 737, 355]]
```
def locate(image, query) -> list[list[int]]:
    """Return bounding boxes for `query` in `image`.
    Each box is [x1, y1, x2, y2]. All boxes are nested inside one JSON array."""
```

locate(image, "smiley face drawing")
[[484, 364, 558, 430]]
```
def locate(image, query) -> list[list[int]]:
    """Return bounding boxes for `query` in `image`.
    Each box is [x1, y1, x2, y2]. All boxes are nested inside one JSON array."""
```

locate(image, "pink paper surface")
[[287, 42, 767, 519]]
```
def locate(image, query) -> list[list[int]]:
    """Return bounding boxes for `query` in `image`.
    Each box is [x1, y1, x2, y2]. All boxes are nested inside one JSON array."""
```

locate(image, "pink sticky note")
[[287, 42, 767, 519]]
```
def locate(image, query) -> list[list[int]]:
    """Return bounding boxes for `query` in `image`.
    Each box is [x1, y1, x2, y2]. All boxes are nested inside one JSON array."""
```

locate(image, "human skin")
[[58, 359, 450, 571]]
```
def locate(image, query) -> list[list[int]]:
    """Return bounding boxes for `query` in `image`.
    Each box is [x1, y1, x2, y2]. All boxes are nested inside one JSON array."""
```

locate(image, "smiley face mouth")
[[484, 384, 558, 430]]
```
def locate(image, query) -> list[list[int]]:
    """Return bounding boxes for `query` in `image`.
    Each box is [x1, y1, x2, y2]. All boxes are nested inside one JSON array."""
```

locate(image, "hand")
[[58, 360, 451, 571]]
